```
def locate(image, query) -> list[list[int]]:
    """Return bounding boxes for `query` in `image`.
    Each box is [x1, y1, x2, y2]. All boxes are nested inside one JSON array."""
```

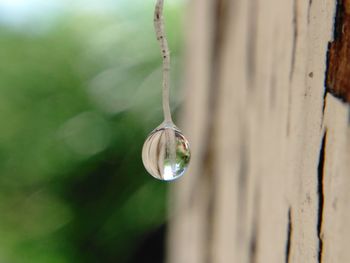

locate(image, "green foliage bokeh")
[[0, 1, 184, 262]]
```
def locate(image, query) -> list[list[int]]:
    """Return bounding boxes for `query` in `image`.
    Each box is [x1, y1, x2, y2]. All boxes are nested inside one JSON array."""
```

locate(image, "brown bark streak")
[[326, 0, 350, 103]]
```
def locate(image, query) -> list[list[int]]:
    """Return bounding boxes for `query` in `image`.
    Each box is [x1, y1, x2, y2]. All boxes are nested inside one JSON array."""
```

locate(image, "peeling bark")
[[326, 0, 350, 103]]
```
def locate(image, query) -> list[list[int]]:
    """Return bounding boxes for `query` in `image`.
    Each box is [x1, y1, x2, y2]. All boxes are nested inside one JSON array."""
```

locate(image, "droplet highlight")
[[142, 123, 191, 181]]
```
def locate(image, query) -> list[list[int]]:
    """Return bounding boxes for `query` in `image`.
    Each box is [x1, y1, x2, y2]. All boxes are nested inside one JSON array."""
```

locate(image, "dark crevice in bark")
[[285, 208, 292, 263], [322, 89, 328, 116], [246, 0, 258, 90], [317, 132, 327, 263], [249, 186, 260, 263], [322, 41, 332, 118], [321, 92, 328, 128], [307, 0, 313, 24], [321, 66, 328, 128], [333, 0, 344, 41], [249, 229, 258, 263]]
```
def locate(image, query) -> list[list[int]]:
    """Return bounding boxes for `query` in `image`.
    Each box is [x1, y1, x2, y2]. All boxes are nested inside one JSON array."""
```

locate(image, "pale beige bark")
[[167, 0, 350, 262]]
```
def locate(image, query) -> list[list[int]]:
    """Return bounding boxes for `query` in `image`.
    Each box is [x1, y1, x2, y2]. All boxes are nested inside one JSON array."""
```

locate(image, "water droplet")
[[142, 122, 191, 181]]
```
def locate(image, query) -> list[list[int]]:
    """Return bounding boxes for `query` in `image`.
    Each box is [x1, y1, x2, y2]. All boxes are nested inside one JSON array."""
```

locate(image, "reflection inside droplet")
[[142, 123, 191, 181]]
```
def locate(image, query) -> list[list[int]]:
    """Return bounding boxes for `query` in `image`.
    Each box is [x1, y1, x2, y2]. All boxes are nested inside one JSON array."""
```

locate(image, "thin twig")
[[154, 0, 173, 123]]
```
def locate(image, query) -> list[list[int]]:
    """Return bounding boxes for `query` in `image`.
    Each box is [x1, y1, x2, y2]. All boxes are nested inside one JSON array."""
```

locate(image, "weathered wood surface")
[[167, 0, 350, 262]]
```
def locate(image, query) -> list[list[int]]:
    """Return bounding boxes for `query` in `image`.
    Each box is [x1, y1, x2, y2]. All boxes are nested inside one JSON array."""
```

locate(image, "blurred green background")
[[0, 0, 185, 262]]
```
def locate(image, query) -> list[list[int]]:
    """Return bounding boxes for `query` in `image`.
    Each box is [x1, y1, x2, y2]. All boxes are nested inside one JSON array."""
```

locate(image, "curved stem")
[[154, 0, 173, 123]]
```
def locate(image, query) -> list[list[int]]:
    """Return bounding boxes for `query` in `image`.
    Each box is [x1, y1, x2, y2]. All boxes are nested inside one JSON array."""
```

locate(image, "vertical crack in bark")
[[317, 132, 327, 262], [322, 42, 331, 117], [287, 0, 298, 136], [249, 227, 258, 263], [249, 187, 260, 263], [285, 208, 292, 263], [307, 0, 313, 24], [321, 59, 328, 127], [289, 0, 298, 81], [321, 92, 328, 127]]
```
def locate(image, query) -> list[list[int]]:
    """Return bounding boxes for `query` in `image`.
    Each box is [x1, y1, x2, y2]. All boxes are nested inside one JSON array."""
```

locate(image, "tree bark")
[[167, 0, 350, 262]]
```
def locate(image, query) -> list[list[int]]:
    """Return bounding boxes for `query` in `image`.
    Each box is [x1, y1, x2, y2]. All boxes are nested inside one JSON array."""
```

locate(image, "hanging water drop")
[[142, 122, 190, 181], [142, 0, 190, 180]]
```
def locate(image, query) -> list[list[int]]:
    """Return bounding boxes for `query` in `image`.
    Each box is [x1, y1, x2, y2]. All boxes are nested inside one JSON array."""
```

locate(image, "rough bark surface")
[[167, 0, 350, 263]]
